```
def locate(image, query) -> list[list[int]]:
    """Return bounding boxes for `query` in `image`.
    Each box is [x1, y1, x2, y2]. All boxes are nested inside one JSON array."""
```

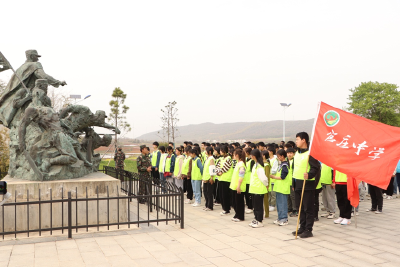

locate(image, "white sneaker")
[[184, 199, 192, 204], [220, 211, 229, 216], [231, 217, 237, 221], [386, 196, 392, 200], [269, 206, 275, 212], [214, 203, 221, 206], [375, 210, 382, 214], [355, 212, 359, 216], [245, 209, 253, 214], [192, 202, 201, 207], [249, 219, 257, 226], [204, 208, 212, 211], [334, 217, 344, 224], [278, 220, 288, 226], [232, 218, 242, 222], [341, 218, 351, 225], [320, 212, 330, 217], [327, 213, 336, 219], [273, 219, 279, 224], [251, 221, 264, 228]]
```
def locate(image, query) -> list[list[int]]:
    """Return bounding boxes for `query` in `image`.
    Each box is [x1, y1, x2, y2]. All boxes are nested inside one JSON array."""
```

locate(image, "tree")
[[0, 126, 9, 170], [108, 87, 131, 149], [348, 81, 400, 126], [158, 101, 179, 144], [48, 87, 72, 112]]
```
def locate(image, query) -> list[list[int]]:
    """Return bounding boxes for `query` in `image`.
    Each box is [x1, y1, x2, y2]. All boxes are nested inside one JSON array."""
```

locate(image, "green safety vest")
[[181, 155, 191, 175], [230, 161, 246, 192], [219, 156, 234, 182], [244, 158, 253, 185], [164, 154, 174, 173], [249, 163, 268, 194], [293, 151, 313, 181], [202, 156, 215, 181], [268, 157, 277, 191], [151, 150, 159, 167], [335, 170, 347, 183], [191, 157, 202, 180], [320, 163, 333, 185], [174, 155, 184, 177], [201, 151, 207, 163], [159, 153, 167, 173], [273, 163, 292, 194]]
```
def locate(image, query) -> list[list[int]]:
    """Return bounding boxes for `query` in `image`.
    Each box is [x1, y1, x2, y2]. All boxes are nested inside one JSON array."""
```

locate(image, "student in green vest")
[[151, 142, 161, 180], [173, 147, 185, 189], [249, 149, 269, 228], [286, 148, 298, 217], [164, 146, 176, 184], [230, 149, 247, 222], [291, 132, 321, 238], [216, 145, 233, 215], [333, 170, 352, 225], [213, 147, 222, 206], [203, 146, 216, 211], [262, 150, 271, 218], [267, 146, 278, 212], [244, 148, 254, 214], [190, 148, 203, 207], [319, 163, 336, 219], [158, 146, 167, 191], [182, 146, 193, 204], [270, 149, 291, 226]]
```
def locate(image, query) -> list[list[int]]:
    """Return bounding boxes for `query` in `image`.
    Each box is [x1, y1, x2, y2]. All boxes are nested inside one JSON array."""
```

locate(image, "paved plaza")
[[1, 195, 400, 267]]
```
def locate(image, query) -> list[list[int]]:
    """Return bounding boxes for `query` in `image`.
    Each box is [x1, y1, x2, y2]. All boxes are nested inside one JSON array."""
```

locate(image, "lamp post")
[[74, 95, 91, 104], [280, 103, 292, 142]]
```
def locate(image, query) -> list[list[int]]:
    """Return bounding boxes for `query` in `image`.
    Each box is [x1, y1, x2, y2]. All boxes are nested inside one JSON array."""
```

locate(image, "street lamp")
[[280, 103, 292, 142], [73, 95, 91, 104]]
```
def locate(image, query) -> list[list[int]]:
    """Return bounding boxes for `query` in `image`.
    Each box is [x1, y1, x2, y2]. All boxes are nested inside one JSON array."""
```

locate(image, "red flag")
[[310, 102, 400, 207]]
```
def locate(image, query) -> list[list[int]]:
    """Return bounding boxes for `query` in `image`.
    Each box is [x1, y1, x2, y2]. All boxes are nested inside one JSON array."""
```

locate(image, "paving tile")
[[245, 250, 285, 264], [207, 256, 242, 267]]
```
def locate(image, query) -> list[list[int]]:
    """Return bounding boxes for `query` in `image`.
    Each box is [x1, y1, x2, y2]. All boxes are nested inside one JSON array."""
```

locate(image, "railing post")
[[68, 191, 72, 239], [180, 188, 184, 229]]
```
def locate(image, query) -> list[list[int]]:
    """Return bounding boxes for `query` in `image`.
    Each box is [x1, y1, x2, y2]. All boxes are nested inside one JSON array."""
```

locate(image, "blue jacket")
[[396, 160, 400, 173]]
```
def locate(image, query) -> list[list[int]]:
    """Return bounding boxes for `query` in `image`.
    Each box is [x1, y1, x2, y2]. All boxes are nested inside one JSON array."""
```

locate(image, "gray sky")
[[1, 0, 399, 138]]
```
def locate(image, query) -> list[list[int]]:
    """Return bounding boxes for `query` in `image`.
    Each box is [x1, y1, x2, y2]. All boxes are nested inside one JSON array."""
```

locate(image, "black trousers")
[[151, 167, 159, 180], [369, 184, 383, 211], [213, 179, 220, 203], [383, 177, 394, 196], [295, 189, 315, 231], [184, 178, 193, 200], [232, 190, 245, 220], [204, 182, 214, 210], [288, 186, 296, 212], [219, 181, 231, 213], [245, 184, 253, 209], [314, 188, 322, 218], [252, 194, 264, 222], [335, 184, 352, 219]]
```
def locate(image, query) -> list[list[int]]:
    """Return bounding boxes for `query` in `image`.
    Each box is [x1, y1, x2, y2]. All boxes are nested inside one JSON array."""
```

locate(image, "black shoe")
[[300, 230, 313, 238], [292, 229, 305, 236], [314, 217, 319, 221], [289, 211, 298, 217]]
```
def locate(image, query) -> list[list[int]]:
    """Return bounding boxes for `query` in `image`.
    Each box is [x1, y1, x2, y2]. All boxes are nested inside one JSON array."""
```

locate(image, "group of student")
[[147, 132, 395, 238]]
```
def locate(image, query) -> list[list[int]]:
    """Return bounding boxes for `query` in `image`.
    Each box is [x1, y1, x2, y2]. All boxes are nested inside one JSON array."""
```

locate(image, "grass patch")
[[99, 158, 138, 173]]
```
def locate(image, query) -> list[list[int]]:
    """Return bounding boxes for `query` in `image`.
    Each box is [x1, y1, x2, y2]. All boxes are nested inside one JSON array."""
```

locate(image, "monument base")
[[1, 172, 128, 233]]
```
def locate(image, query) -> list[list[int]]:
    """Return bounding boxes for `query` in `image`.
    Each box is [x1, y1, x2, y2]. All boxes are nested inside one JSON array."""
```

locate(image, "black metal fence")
[[0, 167, 184, 239]]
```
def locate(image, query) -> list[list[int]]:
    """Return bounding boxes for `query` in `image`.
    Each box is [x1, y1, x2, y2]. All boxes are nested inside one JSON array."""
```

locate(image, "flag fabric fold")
[[310, 102, 400, 207]]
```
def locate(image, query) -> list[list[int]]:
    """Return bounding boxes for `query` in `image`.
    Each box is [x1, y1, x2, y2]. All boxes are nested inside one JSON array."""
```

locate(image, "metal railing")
[[0, 167, 184, 239]]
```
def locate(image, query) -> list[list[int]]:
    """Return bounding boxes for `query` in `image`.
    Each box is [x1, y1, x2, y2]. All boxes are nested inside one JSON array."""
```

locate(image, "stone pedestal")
[[1, 172, 128, 233]]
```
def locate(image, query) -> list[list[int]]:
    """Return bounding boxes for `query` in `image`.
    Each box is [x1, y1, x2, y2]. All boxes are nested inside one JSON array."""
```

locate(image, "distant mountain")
[[136, 119, 314, 142]]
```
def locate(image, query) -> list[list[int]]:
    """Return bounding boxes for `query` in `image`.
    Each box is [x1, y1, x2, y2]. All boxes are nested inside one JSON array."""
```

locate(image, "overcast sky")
[[1, 0, 399, 138]]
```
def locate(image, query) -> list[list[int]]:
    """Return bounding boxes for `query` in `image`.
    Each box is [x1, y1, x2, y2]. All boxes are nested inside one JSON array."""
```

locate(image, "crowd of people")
[[135, 132, 399, 238]]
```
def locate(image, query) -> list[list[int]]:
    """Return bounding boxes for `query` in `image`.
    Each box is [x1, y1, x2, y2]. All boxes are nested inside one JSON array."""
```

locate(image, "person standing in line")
[[262, 150, 271, 218], [270, 149, 291, 226], [249, 149, 269, 228], [230, 149, 247, 222], [114, 146, 125, 180], [383, 168, 395, 200], [190, 148, 203, 207], [213, 147, 222, 206], [367, 183, 384, 214], [319, 163, 336, 219], [181, 146, 193, 204], [158, 146, 167, 190], [244, 148, 254, 214], [286, 148, 297, 218], [150, 142, 161, 180], [137, 145, 152, 204], [267, 146, 278, 212], [202, 147, 216, 211], [164, 146, 176, 184], [173, 147, 185, 189], [291, 132, 320, 238], [216, 145, 233, 215], [332, 170, 352, 225]]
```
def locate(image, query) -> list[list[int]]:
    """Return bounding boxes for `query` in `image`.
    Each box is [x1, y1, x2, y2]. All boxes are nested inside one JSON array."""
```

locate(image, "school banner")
[[309, 102, 400, 207]]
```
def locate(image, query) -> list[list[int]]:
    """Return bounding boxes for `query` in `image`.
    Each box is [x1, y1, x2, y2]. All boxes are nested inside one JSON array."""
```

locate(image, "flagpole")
[[0, 51, 29, 93]]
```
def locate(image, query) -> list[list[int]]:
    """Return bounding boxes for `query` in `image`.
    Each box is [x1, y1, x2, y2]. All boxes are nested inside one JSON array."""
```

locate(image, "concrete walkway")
[[1, 195, 400, 267]]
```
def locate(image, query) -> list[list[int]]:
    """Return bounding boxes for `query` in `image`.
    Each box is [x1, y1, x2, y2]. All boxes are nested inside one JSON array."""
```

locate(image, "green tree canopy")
[[348, 81, 400, 126], [108, 87, 131, 149]]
